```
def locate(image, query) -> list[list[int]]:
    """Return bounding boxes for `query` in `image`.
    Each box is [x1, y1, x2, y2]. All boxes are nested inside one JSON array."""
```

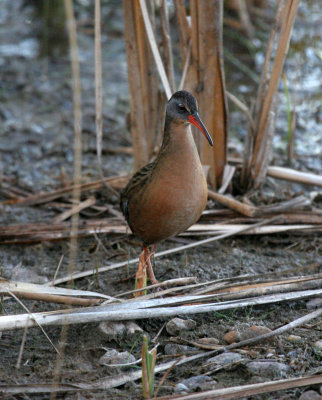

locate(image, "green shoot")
[[141, 335, 157, 399]]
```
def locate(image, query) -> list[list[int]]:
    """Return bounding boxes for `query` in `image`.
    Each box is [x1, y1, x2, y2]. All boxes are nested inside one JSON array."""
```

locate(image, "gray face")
[[166, 90, 198, 122], [165, 90, 214, 147]]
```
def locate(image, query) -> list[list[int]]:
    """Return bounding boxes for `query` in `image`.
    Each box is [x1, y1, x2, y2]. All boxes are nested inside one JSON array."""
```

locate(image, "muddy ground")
[[0, 1, 321, 399]]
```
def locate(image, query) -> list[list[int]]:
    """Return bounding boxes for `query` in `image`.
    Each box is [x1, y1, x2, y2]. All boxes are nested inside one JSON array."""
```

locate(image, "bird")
[[120, 90, 213, 295]]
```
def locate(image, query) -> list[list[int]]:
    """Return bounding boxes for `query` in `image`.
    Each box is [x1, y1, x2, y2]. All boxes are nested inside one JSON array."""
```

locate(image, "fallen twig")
[[208, 189, 257, 217], [154, 375, 322, 400], [1, 175, 127, 206], [52, 197, 96, 223], [0, 279, 116, 305], [267, 166, 322, 187], [0, 288, 321, 331]]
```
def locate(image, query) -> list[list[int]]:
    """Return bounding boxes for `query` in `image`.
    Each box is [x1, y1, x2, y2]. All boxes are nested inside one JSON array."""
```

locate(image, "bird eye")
[[178, 103, 186, 112]]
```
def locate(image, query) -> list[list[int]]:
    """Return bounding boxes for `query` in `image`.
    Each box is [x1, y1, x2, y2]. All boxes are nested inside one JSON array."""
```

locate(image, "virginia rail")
[[121, 90, 213, 294]]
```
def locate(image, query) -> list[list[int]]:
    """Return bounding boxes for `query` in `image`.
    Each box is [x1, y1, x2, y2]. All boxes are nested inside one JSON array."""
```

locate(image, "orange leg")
[[134, 245, 158, 297], [144, 245, 158, 286], [135, 250, 147, 297]]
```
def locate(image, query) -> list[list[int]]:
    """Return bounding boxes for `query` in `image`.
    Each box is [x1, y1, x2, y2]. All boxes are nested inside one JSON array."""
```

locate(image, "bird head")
[[166, 90, 213, 146]]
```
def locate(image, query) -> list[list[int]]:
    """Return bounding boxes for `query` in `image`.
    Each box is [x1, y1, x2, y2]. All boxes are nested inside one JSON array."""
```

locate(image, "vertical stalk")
[[187, 0, 228, 188], [242, 0, 300, 189], [51, 0, 82, 397]]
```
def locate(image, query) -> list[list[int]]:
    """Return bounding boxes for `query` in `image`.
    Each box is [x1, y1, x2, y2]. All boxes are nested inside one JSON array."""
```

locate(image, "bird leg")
[[135, 245, 158, 297], [144, 245, 158, 286], [135, 250, 148, 297]]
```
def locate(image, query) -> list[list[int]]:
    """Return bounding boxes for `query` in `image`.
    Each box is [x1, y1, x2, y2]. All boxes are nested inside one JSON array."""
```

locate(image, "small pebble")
[[207, 352, 244, 366], [99, 321, 143, 341], [312, 340, 322, 356], [99, 348, 135, 366], [240, 325, 272, 341], [99, 322, 125, 337], [223, 330, 240, 344], [166, 318, 197, 335], [126, 321, 143, 335], [306, 298, 322, 310], [164, 344, 197, 355], [298, 390, 322, 400], [286, 334, 302, 343], [175, 375, 217, 393], [246, 361, 290, 378], [223, 325, 272, 344]]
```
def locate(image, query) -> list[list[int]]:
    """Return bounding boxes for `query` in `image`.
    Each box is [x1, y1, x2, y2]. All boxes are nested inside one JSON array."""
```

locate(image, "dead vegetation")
[[0, 0, 321, 399]]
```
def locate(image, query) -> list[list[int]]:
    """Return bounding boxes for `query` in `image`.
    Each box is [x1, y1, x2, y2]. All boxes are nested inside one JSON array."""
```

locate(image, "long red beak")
[[188, 112, 213, 146]]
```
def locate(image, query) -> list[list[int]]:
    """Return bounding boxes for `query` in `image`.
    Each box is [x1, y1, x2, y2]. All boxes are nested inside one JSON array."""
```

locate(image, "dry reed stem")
[[253, 103, 277, 186], [94, 2, 119, 197], [50, 254, 64, 286], [160, 0, 175, 92], [138, 0, 161, 156], [8, 290, 60, 355], [187, 1, 228, 187], [187, 223, 317, 236], [174, 0, 190, 65], [194, 275, 322, 297], [94, 0, 103, 179], [0, 217, 319, 244], [1, 289, 321, 331], [226, 91, 255, 131], [0, 284, 114, 307], [16, 315, 29, 369], [1, 374, 321, 397], [236, 0, 254, 38], [52, 196, 96, 223], [124, 1, 149, 169], [1, 174, 128, 206], [9, 291, 100, 306], [0, 279, 115, 300], [131, 274, 322, 301], [139, 0, 172, 99], [208, 189, 257, 217], [51, 1, 83, 396], [124, 1, 162, 168], [178, 39, 191, 90], [253, 0, 285, 130], [155, 375, 322, 400], [255, 1, 299, 147], [154, 357, 184, 398], [243, 0, 300, 188], [241, 1, 285, 186], [267, 166, 322, 187], [218, 165, 236, 194]]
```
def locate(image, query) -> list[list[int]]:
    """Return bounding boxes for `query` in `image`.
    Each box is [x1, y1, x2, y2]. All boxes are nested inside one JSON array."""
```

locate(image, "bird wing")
[[120, 161, 155, 228]]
